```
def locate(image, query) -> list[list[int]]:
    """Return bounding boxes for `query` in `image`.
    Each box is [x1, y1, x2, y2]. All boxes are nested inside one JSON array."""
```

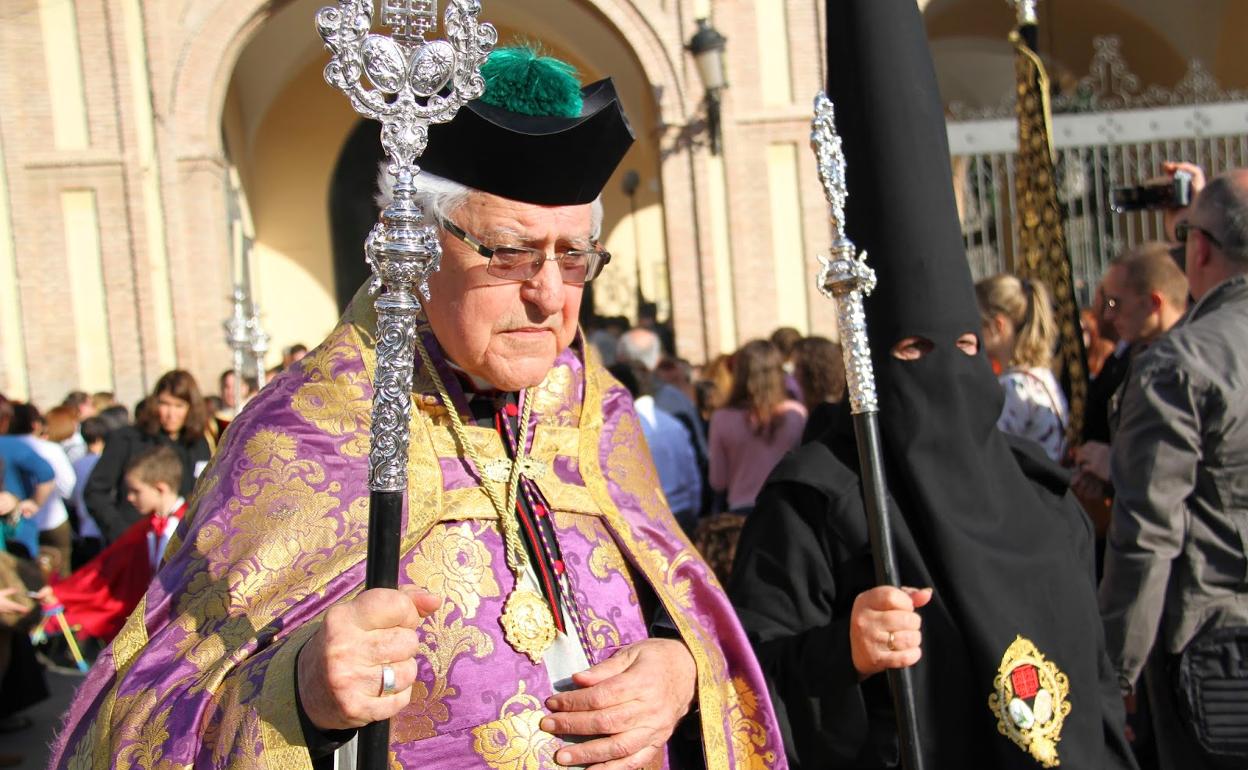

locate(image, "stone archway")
[[171, 0, 707, 362]]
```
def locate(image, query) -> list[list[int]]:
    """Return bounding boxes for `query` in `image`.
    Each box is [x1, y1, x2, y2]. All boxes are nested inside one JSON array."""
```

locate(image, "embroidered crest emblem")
[[988, 635, 1071, 767]]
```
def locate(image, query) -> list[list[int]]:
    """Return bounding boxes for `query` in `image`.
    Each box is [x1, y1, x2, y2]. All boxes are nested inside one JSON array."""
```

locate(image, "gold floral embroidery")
[[588, 538, 630, 583], [290, 375, 371, 456], [471, 681, 559, 770], [298, 327, 356, 382], [393, 602, 495, 741], [582, 607, 622, 652], [529, 363, 576, 426], [113, 694, 182, 770], [726, 676, 778, 770], [111, 595, 148, 674], [242, 430, 298, 466], [291, 326, 372, 458], [551, 509, 606, 545], [406, 522, 500, 618], [605, 412, 668, 519]]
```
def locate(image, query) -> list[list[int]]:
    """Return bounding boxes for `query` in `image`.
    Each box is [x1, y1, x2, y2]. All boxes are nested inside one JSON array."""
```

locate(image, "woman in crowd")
[[975, 274, 1069, 461], [83, 370, 211, 543], [695, 353, 735, 426], [700, 339, 806, 582], [792, 335, 846, 442]]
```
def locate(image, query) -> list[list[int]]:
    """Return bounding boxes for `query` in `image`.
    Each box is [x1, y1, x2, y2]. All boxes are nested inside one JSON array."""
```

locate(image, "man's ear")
[[1148, 291, 1164, 313]]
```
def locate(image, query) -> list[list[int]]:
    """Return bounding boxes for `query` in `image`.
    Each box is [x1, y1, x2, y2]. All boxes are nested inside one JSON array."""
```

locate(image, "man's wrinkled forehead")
[[460, 193, 595, 243]]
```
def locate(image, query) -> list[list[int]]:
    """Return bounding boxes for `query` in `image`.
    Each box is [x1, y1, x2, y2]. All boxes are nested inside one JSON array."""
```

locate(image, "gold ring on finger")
[[380, 664, 396, 696], [887, 631, 896, 651]]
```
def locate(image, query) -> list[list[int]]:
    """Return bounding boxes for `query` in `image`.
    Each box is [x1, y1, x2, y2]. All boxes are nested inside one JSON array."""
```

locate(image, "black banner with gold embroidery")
[[1011, 25, 1088, 447]]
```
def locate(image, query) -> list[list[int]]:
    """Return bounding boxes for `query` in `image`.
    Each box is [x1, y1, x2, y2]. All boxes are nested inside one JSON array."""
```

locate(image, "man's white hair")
[[375, 163, 604, 239], [616, 328, 662, 371]]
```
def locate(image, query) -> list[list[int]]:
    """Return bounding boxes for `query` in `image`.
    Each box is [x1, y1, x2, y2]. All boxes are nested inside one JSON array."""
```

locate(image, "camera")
[[1110, 170, 1193, 213]]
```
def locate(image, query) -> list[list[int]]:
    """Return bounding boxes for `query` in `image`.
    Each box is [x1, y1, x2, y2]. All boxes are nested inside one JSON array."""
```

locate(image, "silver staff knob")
[[812, 93, 879, 416]]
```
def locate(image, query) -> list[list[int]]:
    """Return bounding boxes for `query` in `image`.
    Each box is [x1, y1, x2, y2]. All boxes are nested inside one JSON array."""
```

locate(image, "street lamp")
[[686, 18, 728, 154]]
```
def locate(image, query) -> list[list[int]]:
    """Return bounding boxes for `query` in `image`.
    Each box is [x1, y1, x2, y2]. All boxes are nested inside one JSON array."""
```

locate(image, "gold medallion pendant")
[[501, 588, 558, 664], [988, 635, 1072, 767]]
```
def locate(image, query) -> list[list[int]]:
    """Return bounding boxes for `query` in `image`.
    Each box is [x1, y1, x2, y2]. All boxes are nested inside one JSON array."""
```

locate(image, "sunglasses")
[[442, 220, 611, 284], [1175, 221, 1222, 249]]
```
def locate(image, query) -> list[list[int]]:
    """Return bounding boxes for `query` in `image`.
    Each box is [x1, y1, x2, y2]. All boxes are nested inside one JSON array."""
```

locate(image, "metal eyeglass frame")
[[440, 219, 612, 283]]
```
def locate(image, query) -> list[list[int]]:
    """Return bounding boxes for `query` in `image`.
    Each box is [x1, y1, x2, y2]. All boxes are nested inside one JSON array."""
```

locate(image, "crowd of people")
[[3, 162, 1244, 767], [0, 354, 305, 766]]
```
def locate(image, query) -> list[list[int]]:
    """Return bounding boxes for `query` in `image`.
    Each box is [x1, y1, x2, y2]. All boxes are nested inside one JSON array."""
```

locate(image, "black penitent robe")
[[730, 426, 1136, 769]]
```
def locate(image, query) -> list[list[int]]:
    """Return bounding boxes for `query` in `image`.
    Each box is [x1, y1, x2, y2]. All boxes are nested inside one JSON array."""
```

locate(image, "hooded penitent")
[[50, 47, 784, 769], [730, 2, 1136, 768]]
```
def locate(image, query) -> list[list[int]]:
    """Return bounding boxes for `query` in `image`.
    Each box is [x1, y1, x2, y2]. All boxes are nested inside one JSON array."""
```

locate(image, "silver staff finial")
[[1007, 0, 1040, 26], [811, 92, 878, 415]]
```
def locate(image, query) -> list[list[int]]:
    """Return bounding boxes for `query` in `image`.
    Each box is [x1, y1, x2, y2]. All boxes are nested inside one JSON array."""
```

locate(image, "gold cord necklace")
[[414, 335, 558, 663]]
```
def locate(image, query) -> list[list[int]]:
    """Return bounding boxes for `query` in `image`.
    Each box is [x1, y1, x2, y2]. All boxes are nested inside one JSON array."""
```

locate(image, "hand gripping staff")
[[315, 2, 496, 767], [811, 92, 926, 770]]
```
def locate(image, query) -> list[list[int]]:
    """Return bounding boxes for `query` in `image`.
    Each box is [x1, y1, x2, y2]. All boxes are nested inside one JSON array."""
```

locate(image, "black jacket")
[[83, 426, 210, 542]]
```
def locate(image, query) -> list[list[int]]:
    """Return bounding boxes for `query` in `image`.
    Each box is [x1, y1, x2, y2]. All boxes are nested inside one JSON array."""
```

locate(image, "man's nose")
[[520, 258, 566, 316]]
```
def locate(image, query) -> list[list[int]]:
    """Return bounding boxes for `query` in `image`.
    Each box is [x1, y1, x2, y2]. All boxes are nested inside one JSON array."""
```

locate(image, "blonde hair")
[[975, 273, 1058, 370]]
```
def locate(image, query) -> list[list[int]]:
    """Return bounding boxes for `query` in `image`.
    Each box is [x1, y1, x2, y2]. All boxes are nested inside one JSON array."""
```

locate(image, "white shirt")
[[997, 366, 1069, 462], [18, 435, 75, 531]]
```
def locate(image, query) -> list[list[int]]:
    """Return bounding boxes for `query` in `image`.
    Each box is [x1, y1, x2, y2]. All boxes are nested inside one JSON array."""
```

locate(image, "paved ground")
[[0, 669, 81, 769]]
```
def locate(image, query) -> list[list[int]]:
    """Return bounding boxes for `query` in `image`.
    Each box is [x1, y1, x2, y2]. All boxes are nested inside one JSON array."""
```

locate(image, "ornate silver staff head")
[[316, 0, 497, 302], [811, 92, 878, 415]]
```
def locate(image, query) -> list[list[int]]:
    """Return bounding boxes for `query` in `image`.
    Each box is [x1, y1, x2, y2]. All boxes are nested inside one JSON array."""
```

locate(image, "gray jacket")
[[1100, 274, 1248, 692]]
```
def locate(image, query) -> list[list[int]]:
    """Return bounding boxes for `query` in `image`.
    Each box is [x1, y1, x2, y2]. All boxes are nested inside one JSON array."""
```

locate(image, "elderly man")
[[51, 48, 783, 769], [1099, 169, 1248, 768]]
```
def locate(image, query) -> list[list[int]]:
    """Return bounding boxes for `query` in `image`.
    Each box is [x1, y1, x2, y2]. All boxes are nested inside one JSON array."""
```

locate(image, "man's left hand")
[[1073, 441, 1111, 482], [541, 637, 697, 770]]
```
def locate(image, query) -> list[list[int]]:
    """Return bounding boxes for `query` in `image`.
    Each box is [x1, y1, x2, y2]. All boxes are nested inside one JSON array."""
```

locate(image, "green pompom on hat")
[[478, 47, 584, 119], [420, 45, 634, 206]]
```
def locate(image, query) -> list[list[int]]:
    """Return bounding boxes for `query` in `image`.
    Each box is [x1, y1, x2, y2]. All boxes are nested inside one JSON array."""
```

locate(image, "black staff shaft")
[[358, 490, 404, 769], [853, 412, 925, 770]]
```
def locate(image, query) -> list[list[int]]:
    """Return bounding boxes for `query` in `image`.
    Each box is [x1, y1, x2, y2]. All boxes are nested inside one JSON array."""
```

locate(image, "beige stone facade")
[[2, 0, 1245, 407]]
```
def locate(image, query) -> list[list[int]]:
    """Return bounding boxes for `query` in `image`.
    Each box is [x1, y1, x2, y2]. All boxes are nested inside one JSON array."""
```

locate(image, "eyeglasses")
[[1175, 221, 1222, 249], [441, 220, 611, 284]]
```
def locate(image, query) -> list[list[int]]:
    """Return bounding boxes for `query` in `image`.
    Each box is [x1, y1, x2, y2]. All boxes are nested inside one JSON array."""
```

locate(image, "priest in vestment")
[[51, 48, 784, 769]]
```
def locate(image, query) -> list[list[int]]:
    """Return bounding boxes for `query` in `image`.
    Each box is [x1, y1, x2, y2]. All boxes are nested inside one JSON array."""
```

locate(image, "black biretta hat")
[[420, 49, 634, 206]]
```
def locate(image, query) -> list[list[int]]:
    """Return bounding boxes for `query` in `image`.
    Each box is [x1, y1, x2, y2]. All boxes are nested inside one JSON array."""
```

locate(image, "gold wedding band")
[[380, 664, 396, 696], [887, 632, 896, 651]]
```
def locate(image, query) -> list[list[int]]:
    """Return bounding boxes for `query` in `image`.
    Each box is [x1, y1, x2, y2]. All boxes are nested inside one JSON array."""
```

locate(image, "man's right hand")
[[296, 587, 442, 731], [849, 585, 932, 679], [1161, 160, 1207, 240]]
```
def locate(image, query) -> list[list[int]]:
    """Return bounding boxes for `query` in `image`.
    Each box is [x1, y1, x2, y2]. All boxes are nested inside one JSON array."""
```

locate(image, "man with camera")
[[1098, 167, 1248, 768]]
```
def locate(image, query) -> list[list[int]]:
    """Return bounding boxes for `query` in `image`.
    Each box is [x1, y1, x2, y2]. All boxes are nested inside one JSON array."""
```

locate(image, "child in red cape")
[[40, 445, 187, 642]]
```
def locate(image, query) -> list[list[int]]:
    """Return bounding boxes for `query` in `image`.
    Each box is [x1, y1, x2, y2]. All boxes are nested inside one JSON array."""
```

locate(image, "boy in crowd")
[[40, 445, 186, 644]]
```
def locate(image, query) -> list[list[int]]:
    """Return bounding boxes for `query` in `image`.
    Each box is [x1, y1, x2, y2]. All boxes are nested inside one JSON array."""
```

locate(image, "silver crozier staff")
[[811, 92, 926, 770], [315, 2, 496, 768]]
